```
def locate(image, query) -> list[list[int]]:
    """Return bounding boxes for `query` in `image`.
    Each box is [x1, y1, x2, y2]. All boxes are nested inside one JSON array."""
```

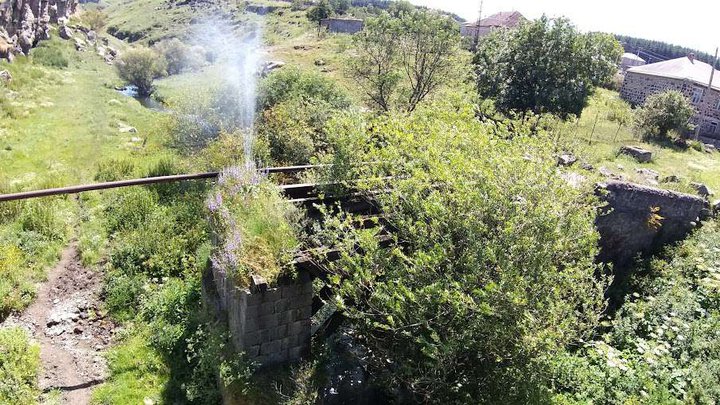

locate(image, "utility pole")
[[473, 0, 484, 50], [694, 47, 719, 140]]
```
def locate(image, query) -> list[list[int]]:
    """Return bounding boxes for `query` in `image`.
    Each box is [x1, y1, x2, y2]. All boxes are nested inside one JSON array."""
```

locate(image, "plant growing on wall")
[[207, 165, 301, 287]]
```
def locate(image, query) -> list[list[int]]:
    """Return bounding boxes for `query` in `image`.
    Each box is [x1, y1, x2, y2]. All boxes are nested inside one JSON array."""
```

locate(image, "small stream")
[[115, 85, 167, 112]]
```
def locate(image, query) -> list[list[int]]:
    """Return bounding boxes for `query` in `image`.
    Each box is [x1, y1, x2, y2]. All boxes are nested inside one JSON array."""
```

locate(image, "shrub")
[[103, 188, 158, 235], [634, 90, 695, 141], [31, 40, 69, 68], [116, 47, 166, 96], [82, 9, 107, 31], [259, 67, 350, 110], [154, 39, 203, 75], [0, 327, 40, 404], [18, 200, 66, 241], [258, 97, 335, 165], [316, 99, 607, 402], [104, 270, 148, 320], [474, 17, 623, 118], [208, 165, 301, 287]]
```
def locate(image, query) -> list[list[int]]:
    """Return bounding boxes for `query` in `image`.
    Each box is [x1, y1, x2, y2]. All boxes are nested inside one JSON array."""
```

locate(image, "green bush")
[[31, 40, 69, 68], [634, 90, 695, 141], [259, 67, 351, 110], [104, 270, 148, 320], [116, 47, 166, 96], [0, 327, 40, 404], [316, 98, 607, 402], [258, 97, 335, 166], [103, 187, 158, 235], [153, 38, 204, 75], [18, 200, 66, 241]]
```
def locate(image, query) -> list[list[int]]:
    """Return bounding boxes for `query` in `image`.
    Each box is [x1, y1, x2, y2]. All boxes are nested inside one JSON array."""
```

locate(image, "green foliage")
[[550, 221, 720, 403], [306, 0, 332, 24], [116, 47, 165, 96], [259, 67, 351, 110], [317, 99, 607, 402], [616, 34, 715, 65], [258, 97, 335, 165], [82, 9, 108, 31], [474, 16, 623, 118], [350, 10, 460, 112], [0, 327, 40, 404], [208, 166, 300, 287], [30, 40, 69, 69], [153, 38, 204, 75], [634, 90, 695, 141]]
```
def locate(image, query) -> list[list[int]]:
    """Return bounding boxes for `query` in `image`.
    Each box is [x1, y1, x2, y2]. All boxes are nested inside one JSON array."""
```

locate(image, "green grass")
[[91, 327, 170, 405], [557, 88, 720, 195], [0, 327, 41, 404]]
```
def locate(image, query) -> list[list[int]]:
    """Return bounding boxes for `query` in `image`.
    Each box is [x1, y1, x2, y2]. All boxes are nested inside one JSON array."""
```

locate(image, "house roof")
[[622, 53, 645, 63], [463, 11, 525, 29], [628, 56, 720, 91]]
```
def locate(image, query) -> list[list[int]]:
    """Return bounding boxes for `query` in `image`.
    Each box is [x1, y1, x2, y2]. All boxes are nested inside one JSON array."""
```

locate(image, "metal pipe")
[[0, 164, 326, 203]]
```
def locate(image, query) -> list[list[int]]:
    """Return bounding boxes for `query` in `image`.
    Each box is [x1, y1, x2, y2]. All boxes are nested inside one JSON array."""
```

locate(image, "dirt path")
[[1, 243, 116, 404]]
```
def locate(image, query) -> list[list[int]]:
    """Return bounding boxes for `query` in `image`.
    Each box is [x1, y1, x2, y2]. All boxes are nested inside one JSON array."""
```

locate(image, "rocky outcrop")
[[0, 0, 78, 60], [596, 181, 711, 270]]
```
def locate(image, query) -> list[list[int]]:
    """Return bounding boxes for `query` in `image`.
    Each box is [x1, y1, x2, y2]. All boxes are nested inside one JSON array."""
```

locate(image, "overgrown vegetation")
[[116, 47, 166, 95]]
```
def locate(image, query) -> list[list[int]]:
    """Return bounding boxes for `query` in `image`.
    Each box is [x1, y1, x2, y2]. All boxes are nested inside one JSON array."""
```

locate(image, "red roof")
[[476, 11, 525, 28]]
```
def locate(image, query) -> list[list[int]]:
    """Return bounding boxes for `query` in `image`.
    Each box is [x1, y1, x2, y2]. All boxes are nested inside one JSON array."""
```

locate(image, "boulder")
[[261, 60, 285, 77], [619, 145, 652, 163], [704, 143, 717, 153], [314, 59, 327, 66], [59, 24, 73, 40], [596, 181, 711, 273], [0, 70, 11, 84], [691, 182, 713, 198], [661, 175, 681, 183], [581, 162, 594, 171], [557, 153, 577, 167]]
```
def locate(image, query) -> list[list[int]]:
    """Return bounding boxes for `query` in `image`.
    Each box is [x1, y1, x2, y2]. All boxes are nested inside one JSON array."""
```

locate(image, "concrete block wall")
[[320, 18, 364, 34], [210, 265, 313, 366]]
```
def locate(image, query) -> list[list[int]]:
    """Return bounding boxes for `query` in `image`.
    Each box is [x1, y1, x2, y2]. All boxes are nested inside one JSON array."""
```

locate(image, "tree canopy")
[[474, 17, 623, 118]]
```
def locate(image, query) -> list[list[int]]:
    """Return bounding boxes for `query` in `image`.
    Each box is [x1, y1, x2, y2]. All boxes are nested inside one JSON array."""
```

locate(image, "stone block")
[[280, 337, 292, 351], [289, 346, 305, 361], [244, 304, 259, 319], [247, 345, 260, 357], [244, 331, 260, 347], [281, 285, 300, 299], [274, 299, 290, 313], [261, 340, 281, 355], [277, 310, 291, 325], [276, 324, 288, 338], [263, 288, 282, 302], [259, 314, 279, 329], [258, 302, 274, 317], [619, 146, 652, 163]]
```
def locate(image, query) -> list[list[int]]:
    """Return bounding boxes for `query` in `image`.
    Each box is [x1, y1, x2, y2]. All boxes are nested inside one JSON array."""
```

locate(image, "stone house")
[[620, 52, 646, 72], [460, 11, 525, 40], [620, 54, 720, 139], [320, 18, 364, 34]]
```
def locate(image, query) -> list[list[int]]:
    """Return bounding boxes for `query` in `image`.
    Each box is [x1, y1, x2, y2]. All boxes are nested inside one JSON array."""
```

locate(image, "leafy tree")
[[634, 90, 695, 140], [154, 38, 192, 75], [116, 47, 165, 96], [474, 16, 623, 118], [82, 9, 107, 31], [316, 98, 608, 402], [307, 0, 332, 25], [329, 0, 351, 14], [350, 10, 460, 112], [258, 67, 350, 110]]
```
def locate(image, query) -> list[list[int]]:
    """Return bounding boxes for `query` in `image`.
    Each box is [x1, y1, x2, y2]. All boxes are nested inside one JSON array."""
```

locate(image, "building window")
[[711, 121, 718, 135], [716, 98, 720, 111], [692, 87, 704, 104]]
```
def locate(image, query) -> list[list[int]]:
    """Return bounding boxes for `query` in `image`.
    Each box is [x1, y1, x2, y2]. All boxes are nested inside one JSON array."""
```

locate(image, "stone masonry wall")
[[208, 265, 313, 367], [620, 72, 720, 139], [595, 181, 710, 270], [320, 18, 364, 34]]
